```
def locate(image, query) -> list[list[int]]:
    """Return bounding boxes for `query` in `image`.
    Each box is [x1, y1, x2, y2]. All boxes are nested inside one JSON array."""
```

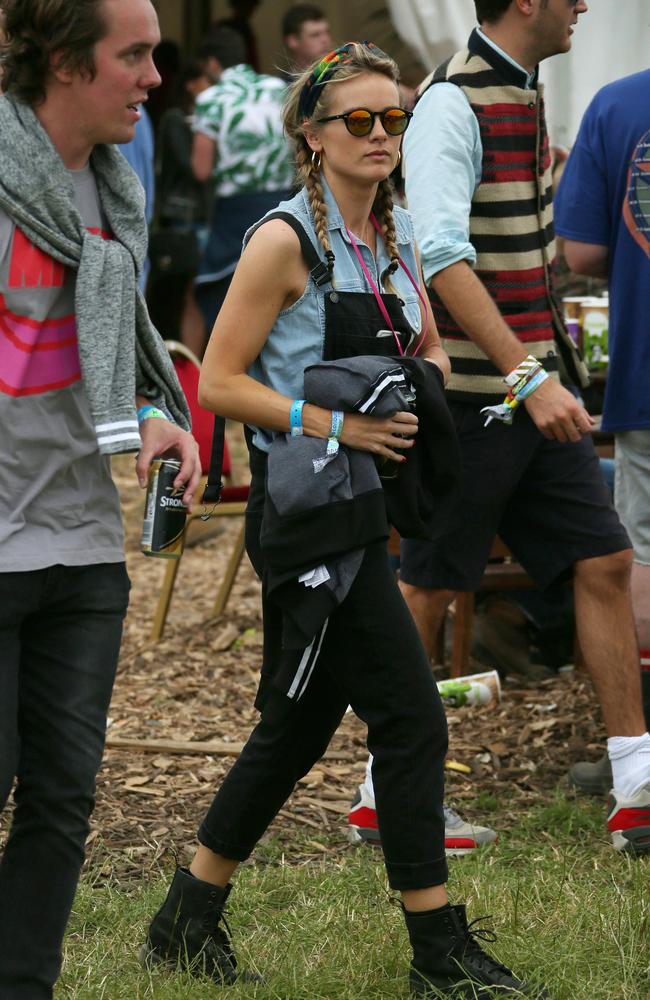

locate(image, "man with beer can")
[[0, 1, 201, 995]]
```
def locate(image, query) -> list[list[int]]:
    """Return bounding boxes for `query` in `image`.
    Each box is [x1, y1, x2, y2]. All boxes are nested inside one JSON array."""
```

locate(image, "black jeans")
[[199, 515, 449, 891], [0, 563, 130, 999]]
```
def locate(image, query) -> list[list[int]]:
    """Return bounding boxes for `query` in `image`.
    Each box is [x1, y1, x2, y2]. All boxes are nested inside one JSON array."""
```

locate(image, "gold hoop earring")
[[396, 149, 402, 165], [311, 150, 322, 172]]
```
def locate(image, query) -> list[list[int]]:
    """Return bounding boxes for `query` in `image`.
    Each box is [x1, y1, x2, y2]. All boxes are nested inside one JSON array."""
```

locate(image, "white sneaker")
[[347, 785, 498, 855], [607, 781, 650, 854]]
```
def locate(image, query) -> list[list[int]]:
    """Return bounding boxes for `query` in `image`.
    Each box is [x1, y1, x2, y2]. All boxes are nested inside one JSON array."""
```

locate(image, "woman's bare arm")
[[198, 221, 419, 463]]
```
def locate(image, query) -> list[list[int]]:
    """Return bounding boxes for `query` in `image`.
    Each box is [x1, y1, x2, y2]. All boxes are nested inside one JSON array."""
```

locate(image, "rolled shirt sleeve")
[[404, 82, 483, 284]]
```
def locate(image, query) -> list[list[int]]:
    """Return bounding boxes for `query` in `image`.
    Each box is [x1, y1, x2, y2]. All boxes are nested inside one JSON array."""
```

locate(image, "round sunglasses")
[[316, 106, 412, 138]]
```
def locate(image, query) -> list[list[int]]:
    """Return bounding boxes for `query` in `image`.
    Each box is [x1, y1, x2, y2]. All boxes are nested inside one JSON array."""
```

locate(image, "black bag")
[[148, 227, 200, 276]]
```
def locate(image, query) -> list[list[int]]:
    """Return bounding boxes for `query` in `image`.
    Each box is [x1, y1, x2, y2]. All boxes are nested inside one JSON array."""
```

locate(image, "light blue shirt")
[[404, 30, 535, 284], [120, 107, 155, 291]]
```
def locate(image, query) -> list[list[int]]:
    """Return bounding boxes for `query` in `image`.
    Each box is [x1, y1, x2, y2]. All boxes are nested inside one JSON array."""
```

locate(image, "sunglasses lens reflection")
[[383, 108, 409, 135], [346, 110, 374, 136]]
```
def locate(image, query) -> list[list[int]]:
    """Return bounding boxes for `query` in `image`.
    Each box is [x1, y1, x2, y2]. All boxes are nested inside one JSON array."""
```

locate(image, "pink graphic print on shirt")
[[0, 226, 109, 397]]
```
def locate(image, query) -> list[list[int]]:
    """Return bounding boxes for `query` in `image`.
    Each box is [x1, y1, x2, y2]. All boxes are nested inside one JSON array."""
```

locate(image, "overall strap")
[[203, 212, 331, 506], [247, 210, 333, 287]]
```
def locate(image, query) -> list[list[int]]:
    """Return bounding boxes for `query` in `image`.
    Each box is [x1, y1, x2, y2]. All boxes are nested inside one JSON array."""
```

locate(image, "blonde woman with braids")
[[141, 42, 548, 1000]]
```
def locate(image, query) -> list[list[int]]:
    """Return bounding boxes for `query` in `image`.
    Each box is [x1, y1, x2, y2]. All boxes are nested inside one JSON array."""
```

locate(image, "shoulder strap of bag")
[[203, 211, 330, 505], [202, 414, 226, 504]]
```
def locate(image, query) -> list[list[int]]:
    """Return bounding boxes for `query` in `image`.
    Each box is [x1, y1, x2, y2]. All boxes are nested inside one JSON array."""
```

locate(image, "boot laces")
[[201, 900, 236, 963], [462, 916, 513, 978]]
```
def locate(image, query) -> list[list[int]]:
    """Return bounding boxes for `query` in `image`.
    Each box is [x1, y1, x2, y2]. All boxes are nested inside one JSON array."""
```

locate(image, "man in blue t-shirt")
[[555, 69, 650, 794]]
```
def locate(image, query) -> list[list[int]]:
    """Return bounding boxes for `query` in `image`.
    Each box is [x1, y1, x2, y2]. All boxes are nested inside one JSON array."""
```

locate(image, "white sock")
[[608, 732, 650, 796], [362, 754, 375, 802]]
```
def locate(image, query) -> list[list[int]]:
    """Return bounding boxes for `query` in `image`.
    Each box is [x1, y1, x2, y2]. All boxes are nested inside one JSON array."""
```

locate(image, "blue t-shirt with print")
[[554, 69, 650, 433]]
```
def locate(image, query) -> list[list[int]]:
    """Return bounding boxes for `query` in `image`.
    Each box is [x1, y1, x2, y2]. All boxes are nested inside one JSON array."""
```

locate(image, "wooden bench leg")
[[451, 592, 475, 678], [210, 522, 246, 620], [150, 550, 184, 641]]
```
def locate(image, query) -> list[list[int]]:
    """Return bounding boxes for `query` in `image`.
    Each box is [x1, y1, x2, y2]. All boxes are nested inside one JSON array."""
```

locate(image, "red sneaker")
[[607, 781, 650, 853]]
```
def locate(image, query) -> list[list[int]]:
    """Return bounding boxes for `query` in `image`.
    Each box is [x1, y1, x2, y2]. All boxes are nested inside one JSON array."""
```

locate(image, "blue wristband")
[[137, 404, 168, 424], [516, 368, 549, 401], [290, 399, 306, 436]]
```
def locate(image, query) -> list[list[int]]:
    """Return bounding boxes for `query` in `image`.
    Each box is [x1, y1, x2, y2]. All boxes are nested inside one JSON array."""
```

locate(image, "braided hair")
[[373, 177, 400, 293], [283, 42, 402, 286], [295, 142, 335, 270]]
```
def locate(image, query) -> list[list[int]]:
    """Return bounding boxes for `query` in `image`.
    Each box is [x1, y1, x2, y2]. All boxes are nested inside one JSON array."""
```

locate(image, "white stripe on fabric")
[[296, 619, 329, 701], [287, 637, 318, 700], [287, 619, 329, 700], [95, 420, 140, 433], [96, 431, 142, 446], [358, 373, 408, 414]]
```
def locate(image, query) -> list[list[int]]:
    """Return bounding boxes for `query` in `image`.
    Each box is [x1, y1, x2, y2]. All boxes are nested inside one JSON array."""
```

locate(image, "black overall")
[[198, 213, 449, 891]]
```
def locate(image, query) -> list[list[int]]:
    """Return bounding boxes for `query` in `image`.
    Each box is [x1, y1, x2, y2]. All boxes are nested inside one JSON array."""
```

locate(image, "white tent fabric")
[[388, 0, 650, 146]]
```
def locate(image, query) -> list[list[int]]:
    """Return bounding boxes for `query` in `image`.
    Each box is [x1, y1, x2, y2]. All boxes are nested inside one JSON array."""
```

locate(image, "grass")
[[57, 793, 650, 1000]]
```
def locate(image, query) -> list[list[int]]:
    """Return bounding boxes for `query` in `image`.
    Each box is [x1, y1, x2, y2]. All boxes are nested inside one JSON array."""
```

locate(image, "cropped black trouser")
[[198, 459, 449, 891]]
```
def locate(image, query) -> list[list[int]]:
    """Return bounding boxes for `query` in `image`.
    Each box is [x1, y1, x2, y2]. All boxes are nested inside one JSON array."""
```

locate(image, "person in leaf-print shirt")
[[190, 28, 293, 339]]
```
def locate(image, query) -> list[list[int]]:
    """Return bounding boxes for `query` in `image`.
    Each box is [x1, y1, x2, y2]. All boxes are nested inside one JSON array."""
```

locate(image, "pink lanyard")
[[343, 213, 428, 358]]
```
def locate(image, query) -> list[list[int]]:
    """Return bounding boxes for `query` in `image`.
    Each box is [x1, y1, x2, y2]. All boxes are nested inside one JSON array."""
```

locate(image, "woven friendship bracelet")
[[504, 354, 542, 388], [481, 363, 550, 427]]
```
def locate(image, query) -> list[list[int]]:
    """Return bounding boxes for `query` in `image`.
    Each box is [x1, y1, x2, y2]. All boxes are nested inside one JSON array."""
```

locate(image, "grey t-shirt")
[[0, 164, 125, 570]]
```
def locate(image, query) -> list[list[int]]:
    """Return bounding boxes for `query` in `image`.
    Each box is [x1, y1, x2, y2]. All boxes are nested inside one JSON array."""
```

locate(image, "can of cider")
[[141, 459, 187, 559]]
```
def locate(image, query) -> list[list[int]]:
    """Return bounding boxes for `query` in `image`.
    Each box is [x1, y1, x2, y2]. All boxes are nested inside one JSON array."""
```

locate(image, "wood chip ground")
[[0, 452, 606, 882]]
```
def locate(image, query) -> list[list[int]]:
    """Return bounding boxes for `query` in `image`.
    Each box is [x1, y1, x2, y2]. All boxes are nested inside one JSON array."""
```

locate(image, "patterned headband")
[[297, 41, 388, 122]]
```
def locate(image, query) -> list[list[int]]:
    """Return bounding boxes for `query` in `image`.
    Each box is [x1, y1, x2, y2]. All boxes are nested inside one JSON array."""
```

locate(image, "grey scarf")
[[0, 94, 190, 453]]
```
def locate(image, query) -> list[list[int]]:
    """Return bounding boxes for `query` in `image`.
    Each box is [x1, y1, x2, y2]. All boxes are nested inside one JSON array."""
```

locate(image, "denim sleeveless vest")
[[246, 179, 423, 451]]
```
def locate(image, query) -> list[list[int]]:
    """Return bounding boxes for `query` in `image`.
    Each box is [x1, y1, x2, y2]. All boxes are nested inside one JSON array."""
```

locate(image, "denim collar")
[[469, 27, 539, 90], [302, 174, 410, 245]]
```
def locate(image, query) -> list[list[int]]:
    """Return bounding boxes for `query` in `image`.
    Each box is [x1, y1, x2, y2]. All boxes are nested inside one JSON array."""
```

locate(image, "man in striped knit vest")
[[396, 0, 650, 856]]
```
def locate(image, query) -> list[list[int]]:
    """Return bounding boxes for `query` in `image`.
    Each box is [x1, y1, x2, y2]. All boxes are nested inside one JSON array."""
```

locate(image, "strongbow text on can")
[[141, 459, 188, 559]]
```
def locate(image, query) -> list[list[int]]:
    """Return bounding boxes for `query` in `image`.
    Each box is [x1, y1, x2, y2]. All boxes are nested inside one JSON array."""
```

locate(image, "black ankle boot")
[[140, 867, 259, 984], [404, 903, 550, 998]]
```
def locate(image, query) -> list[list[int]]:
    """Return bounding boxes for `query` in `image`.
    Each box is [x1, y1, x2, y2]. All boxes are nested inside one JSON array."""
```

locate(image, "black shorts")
[[400, 400, 631, 592]]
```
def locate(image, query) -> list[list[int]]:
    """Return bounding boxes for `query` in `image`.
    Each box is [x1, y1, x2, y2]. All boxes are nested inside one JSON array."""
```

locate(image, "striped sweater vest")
[[418, 36, 588, 402]]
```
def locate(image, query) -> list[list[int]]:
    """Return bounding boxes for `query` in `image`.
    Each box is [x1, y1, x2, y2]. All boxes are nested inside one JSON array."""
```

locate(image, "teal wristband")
[[137, 404, 168, 424], [290, 399, 306, 436], [516, 368, 549, 401]]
